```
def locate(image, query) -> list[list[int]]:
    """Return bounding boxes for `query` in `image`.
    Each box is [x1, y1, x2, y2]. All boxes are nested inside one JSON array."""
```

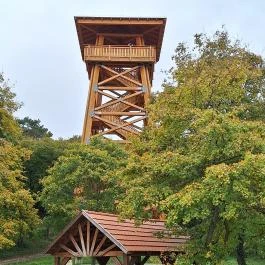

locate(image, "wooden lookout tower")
[[75, 17, 166, 143]]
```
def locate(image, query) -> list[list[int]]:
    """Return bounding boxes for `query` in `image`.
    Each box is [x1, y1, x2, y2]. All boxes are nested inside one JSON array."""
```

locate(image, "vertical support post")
[[82, 35, 104, 144], [123, 254, 129, 265], [54, 257, 60, 265]]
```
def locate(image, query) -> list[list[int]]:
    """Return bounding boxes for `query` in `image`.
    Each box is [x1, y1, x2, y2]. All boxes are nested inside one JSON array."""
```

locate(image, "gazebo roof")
[[46, 211, 188, 257]]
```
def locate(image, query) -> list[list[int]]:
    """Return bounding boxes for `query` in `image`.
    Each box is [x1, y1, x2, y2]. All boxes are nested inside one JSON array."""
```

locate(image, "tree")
[[0, 73, 22, 114], [114, 30, 265, 265], [0, 139, 40, 249], [40, 138, 127, 233], [0, 73, 22, 142], [17, 116, 53, 139], [0, 73, 40, 250]]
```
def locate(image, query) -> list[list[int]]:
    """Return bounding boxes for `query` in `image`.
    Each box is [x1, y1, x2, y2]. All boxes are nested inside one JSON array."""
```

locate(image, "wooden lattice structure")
[[75, 17, 166, 143], [46, 211, 188, 265]]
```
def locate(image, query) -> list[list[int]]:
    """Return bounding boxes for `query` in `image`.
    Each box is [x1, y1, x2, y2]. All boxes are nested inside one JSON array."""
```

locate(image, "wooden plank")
[[98, 243, 116, 256], [76, 18, 164, 25], [78, 223, 86, 255], [112, 257, 122, 265], [69, 234, 83, 256], [54, 257, 60, 265], [103, 251, 124, 257], [94, 235, 107, 255], [86, 221, 91, 255], [98, 86, 141, 91], [90, 228, 99, 255], [95, 111, 146, 116], [123, 254, 129, 265], [60, 244, 79, 256]]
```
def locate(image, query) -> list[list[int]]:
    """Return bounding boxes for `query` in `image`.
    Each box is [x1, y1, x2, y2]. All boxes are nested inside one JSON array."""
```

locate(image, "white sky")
[[1, 0, 265, 138]]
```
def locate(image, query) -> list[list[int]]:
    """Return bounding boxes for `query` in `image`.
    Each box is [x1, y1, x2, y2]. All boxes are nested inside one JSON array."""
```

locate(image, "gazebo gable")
[[46, 211, 125, 259]]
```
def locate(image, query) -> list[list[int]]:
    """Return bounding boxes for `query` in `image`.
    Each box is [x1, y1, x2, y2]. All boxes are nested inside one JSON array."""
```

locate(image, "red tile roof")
[[83, 211, 188, 253]]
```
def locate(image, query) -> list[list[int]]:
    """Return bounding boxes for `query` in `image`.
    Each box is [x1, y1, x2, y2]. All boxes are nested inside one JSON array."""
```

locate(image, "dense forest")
[[1, 30, 265, 265]]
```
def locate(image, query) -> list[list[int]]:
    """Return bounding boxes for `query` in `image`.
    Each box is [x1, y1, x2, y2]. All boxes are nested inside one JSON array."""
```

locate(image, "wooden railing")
[[84, 45, 156, 62]]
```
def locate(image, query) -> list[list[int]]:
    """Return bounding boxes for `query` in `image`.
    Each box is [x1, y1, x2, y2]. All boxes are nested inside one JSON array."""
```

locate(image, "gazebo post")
[[54, 256, 60, 265], [123, 254, 129, 265]]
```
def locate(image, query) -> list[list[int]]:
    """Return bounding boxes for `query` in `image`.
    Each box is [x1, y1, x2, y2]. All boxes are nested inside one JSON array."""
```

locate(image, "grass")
[[224, 257, 265, 265], [7, 256, 265, 265], [9, 256, 53, 265], [0, 238, 51, 259]]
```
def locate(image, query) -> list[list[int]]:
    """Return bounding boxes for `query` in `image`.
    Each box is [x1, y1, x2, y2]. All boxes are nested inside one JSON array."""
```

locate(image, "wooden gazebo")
[[46, 211, 188, 265]]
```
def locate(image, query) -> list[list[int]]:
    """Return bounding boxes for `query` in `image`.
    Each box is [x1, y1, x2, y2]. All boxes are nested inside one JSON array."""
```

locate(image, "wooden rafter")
[[86, 221, 90, 256], [69, 234, 83, 256], [93, 235, 107, 255], [60, 244, 79, 256], [78, 224, 86, 255], [98, 243, 116, 256], [90, 228, 99, 255]]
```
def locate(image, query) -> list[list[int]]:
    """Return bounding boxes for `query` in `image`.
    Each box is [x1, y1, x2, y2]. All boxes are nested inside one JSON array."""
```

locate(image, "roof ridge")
[[85, 210, 165, 222]]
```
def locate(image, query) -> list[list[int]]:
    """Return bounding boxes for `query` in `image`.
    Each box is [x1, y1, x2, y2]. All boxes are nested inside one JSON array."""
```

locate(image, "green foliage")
[[0, 73, 22, 114], [40, 137, 127, 232], [21, 138, 69, 196], [113, 30, 265, 264], [0, 108, 22, 142], [17, 117, 53, 139], [0, 139, 40, 250]]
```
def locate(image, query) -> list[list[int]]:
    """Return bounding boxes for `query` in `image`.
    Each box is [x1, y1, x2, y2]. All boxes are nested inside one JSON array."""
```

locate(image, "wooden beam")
[[76, 19, 164, 25], [112, 257, 122, 265], [61, 257, 71, 265], [95, 91, 143, 111], [86, 221, 91, 255], [54, 257, 60, 265], [123, 254, 129, 265], [102, 251, 123, 257], [78, 223, 86, 255], [94, 235, 107, 255], [98, 66, 140, 86], [90, 228, 99, 255], [60, 244, 79, 256], [98, 243, 116, 256], [98, 86, 141, 91], [94, 115, 140, 135], [101, 65, 142, 87], [94, 111, 146, 116], [69, 234, 83, 256], [99, 33, 143, 38]]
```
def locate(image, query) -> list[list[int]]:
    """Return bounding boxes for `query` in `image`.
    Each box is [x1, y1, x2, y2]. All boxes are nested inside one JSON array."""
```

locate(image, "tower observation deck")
[[75, 17, 166, 143]]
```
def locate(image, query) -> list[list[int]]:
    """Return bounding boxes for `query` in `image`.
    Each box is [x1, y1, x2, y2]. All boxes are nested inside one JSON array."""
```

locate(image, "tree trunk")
[[236, 234, 247, 265]]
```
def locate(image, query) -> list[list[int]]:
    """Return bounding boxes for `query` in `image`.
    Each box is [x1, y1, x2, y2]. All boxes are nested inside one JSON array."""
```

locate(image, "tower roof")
[[75, 16, 166, 61]]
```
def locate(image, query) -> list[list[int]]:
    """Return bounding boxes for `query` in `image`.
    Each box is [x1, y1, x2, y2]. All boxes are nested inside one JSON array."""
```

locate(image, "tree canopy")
[[40, 138, 127, 232], [17, 116, 53, 139], [113, 30, 265, 265]]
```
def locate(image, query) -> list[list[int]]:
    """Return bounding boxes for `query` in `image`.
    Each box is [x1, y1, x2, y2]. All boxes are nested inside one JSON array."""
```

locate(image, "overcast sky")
[[1, 0, 265, 138]]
